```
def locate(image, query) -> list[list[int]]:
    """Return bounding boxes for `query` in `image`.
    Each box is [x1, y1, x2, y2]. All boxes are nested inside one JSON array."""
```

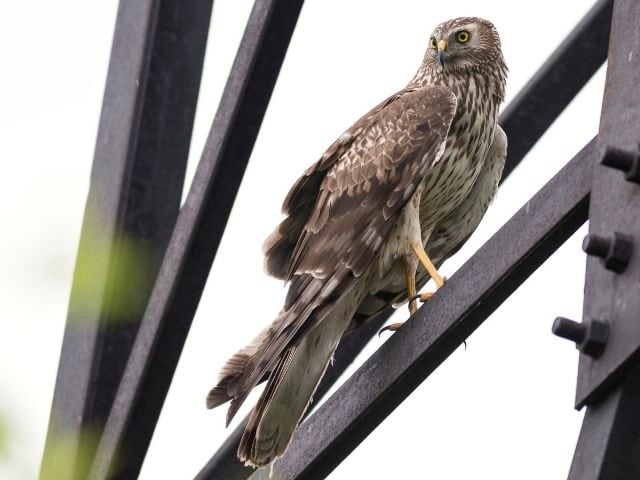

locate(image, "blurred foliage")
[[0, 410, 32, 479], [70, 224, 156, 325], [36, 215, 148, 478], [39, 426, 101, 480], [0, 413, 7, 458]]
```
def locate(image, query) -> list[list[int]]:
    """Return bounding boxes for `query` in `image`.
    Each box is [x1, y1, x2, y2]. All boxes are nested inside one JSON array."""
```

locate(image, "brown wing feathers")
[[286, 87, 456, 279], [262, 90, 419, 280]]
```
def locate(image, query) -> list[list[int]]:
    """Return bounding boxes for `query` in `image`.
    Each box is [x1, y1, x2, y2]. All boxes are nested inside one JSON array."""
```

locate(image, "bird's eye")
[[429, 37, 437, 49], [456, 31, 470, 43]]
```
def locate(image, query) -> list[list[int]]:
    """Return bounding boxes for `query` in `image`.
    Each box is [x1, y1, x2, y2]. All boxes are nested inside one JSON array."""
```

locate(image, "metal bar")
[[248, 139, 595, 479], [88, 1, 305, 478], [40, 1, 212, 478], [568, 359, 640, 480], [566, 0, 640, 476], [499, 0, 612, 180], [575, 0, 640, 408], [200, 2, 611, 477]]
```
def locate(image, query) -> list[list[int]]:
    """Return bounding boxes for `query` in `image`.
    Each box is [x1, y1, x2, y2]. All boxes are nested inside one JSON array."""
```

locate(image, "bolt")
[[552, 317, 585, 343], [582, 232, 633, 273], [601, 145, 640, 184], [583, 320, 609, 358], [552, 317, 609, 358], [582, 234, 609, 258]]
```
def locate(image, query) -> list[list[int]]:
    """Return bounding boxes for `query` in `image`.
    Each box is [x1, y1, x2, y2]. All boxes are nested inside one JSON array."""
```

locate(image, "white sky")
[[0, 1, 605, 479]]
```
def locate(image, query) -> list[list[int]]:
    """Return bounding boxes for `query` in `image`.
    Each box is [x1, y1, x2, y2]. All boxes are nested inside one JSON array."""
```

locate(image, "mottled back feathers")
[[264, 86, 456, 281]]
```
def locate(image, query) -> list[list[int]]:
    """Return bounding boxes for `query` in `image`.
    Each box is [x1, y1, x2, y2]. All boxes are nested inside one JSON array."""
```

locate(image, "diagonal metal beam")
[[500, 0, 612, 179], [199, 2, 610, 477], [248, 138, 595, 479], [87, 1, 305, 478], [40, 1, 212, 478]]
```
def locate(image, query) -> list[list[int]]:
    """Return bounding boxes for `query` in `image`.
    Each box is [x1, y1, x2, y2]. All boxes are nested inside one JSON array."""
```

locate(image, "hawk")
[[207, 17, 508, 468]]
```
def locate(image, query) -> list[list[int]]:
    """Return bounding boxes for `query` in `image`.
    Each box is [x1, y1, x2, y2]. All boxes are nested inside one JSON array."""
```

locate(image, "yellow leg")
[[410, 243, 445, 302], [406, 263, 418, 316], [410, 243, 444, 288]]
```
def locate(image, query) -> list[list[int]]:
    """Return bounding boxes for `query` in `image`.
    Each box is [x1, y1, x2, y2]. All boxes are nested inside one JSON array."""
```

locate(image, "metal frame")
[[568, 2, 640, 478], [575, 0, 640, 408], [41, 0, 640, 479], [41, 1, 213, 477], [88, 1, 305, 478]]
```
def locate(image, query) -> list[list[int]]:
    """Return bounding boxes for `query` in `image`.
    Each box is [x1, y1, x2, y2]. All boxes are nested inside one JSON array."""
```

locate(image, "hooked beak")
[[437, 39, 449, 67]]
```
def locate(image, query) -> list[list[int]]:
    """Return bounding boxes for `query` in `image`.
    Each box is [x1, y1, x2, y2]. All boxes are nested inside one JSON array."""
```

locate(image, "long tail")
[[207, 271, 367, 467], [237, 282, 363, 467], [206, 271, 350, 425]]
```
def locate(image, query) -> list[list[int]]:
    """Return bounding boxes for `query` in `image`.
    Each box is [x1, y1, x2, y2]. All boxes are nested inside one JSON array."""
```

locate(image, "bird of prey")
[[207, 16, 508, 468]]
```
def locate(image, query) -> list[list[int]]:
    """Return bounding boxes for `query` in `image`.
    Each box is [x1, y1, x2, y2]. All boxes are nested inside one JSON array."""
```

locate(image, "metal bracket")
[[575, 0, 640, 410]]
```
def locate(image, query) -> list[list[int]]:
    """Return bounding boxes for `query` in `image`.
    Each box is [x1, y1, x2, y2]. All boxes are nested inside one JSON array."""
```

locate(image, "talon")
[[419, 291, 434, 302], [409, 290, 435, 304], [378, 322, 405, 336]]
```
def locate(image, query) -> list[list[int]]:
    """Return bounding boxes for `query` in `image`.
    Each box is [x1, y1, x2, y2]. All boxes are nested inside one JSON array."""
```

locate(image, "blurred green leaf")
[[0, 413, 8, 458], [39, 426, 101, 480], [70, 222, 155, 325]]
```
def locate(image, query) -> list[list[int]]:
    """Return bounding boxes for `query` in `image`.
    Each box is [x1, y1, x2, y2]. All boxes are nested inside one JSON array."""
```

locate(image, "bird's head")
[[427, 17, 504, 73]]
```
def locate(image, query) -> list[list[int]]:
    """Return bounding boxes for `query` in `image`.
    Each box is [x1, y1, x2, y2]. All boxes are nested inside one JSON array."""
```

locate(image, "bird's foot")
[[410, 291, 434, 303], [378, 322, 405, 336], [409, 277, 447, 305]]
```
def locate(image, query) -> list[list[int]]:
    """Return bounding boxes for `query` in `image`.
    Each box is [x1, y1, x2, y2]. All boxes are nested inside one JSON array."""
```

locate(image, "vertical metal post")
[[569, 363, 640, 480], [575, 0, 640, 409], [40, 1, 212, 478], [568, 0, 640, 478]]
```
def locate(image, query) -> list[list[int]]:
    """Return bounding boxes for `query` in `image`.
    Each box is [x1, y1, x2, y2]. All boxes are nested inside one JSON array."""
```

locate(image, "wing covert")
[[288, 85, 457, 279]]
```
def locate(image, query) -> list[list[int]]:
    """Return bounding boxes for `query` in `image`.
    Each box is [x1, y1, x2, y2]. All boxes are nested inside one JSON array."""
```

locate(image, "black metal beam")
[[575, 0, 640, 409], [500, 0, 612, 180], [569, 359, 640, 480], [557, 2, 640, 477], [199, 2, 611, 477], [40, 1, 212, 478], [87, 1, 305, 478], [247, 138, 595, 479], [566, 0, 640, 476]]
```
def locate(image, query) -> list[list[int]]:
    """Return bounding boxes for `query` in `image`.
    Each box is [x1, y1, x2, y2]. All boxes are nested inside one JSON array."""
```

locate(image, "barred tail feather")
[[205, 322, 276, 415], [206, 272, 347, 427], [238, 282, 364, 468]]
